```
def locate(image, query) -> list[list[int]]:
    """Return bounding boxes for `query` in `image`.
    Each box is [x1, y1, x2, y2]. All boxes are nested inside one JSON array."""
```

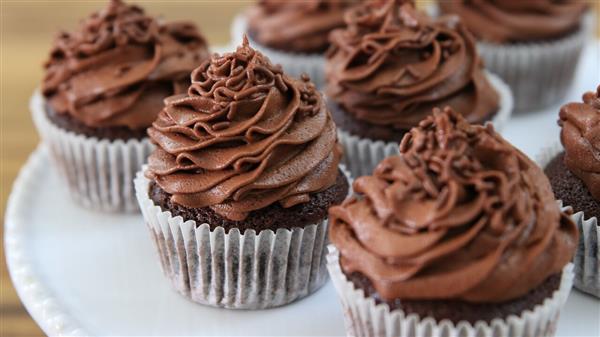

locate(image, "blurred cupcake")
[[439, 0, 591, 112], [326, 0, 513, 177], [231, 0, 358, 88], [134, 37, 350, 309], [31, 0, 209, 212], [541, 85, 600, 298], [328, 107, 577, 337]]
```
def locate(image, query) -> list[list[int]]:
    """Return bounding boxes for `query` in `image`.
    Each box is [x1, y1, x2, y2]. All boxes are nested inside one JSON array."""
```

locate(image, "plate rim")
[[5, 41, 600, 337], [3, 45, 233, 336], [4, 145, 89, 336]]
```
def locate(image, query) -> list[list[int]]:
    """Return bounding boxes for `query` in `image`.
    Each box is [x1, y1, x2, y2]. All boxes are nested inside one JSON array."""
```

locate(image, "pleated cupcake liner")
[[134, 165, 353, 309], [336, 71, 513, 178], [538, 143, 600, 298], [476, 11, 594, 113], [231, 14, 326, 88], [326, 245, 574, 337], [30, 91, 154, 212]]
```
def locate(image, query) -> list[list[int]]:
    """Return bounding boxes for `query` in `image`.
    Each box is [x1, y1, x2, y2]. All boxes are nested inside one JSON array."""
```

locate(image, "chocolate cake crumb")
[[149, 170, 349, 232], [46, 104, 148, 141], [545, 151, 600, 219], [347, 271, 561, 324]]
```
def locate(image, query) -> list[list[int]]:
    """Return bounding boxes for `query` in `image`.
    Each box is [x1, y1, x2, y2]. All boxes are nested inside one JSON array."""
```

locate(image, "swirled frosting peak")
[[439, 0, 589, 43], [329, 107, 577, 303], [559, 85, 600, 200], [146, 37, 342, 221], [42, 0, 209, 130], [326, 0, 499, 131], [246, 0, 357, 53]]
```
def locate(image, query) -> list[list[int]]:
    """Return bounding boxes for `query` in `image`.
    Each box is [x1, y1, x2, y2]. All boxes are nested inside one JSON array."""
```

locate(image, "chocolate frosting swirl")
[[246, 0, 357, 54], [325, 0, 498, 131], [42, 0, 209, 130], [439, 0, 588, 43], [559, 85, 600, 201], [146, 37, 342, 221], [329, 107, 577, 303]]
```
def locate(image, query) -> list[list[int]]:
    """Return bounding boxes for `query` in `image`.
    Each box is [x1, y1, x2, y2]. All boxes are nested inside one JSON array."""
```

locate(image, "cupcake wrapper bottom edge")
[[326, 245, 574, 337], [30, 90, 153, 212], [134, 164, 353, 309]]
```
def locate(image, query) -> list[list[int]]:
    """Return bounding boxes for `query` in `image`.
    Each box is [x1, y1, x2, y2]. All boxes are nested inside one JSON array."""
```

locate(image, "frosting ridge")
[[559, 85, 600, 200], [439, 0, 588, 43], [325, 0, 498, 131], [246, 0, 356, 53], [329, 107, 577, 302], [42, 0, 209, 130], [147, 37, 342, 221]]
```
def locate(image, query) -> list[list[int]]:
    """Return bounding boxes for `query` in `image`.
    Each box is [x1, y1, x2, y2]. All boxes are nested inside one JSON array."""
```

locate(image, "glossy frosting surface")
[[560, 85, 600, 200], [42, 0, 209, 130], [325, 0, 498, 131], [246, 0, 357, 54], [439, 0, 588, 43], [146, 38, 342, 221], [329, 107, 577, 302]]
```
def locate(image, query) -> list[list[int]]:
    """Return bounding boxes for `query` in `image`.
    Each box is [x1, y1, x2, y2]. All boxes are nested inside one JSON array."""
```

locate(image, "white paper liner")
[[231, 14, 326, 88], [326, 246, 574, 337], [476, 11, 593, 113], [337, 71, 513, 178], [134, 165, 352, 309], [537, 143, 600, 298], [30, 91, 154, 212]]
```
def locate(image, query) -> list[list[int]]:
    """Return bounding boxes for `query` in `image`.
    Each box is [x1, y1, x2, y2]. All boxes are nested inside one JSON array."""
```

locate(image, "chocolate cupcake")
[[231, 0, 358, 88], [326, 0, 513, 177], [439, 0, 591, 112], [31, 0, 209, 211], [541, 85, 600, 298], [328, 108, 577, 337], [134, 37, 350, 309]]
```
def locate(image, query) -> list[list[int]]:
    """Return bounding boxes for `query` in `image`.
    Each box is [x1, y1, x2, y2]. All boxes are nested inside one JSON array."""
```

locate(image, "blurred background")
[[0, 1, 599, 336], [1, 2, 247, 336]]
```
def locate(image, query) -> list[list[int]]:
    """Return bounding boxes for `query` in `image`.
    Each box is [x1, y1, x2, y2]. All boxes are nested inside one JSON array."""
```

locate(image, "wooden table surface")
[[1, 2, 245, 335], [1, 1, 598, 336]]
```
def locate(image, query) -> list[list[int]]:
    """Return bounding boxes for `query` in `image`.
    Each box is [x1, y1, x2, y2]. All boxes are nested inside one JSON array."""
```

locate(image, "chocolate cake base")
[[545, 152, 600, 219], [329, 101, 409, 143], [45, 104, 147, 141], [346, 271, 561, 324], [329, 101, 497, 143], [149, 170, 349, 232]]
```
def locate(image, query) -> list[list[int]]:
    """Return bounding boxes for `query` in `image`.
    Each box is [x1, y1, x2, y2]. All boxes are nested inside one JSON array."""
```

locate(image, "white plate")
[[7, 146, 600, 337], [6, 42, 600, 336]]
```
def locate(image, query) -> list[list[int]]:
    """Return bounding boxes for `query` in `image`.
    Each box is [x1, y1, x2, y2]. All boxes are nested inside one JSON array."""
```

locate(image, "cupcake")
[[439, 0, 591, 112], [328, 108, 578, 337], [326, 0, 513, 177], [31, 0, 209, 212], [231, 0, 358, 88], [134, 37, 350, 309], [541, 85, 600, 298]]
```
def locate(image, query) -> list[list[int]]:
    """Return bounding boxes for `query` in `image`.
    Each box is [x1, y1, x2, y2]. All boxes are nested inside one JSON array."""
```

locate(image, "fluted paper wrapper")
[[134, 165, 352, 309], [231, 14, 325, 88], [327, 246, 574, 337], [477, 12, 593, 113], [538, 143, 600, 298], [30, 91, 153, 212], [338, 72, 513, 177]]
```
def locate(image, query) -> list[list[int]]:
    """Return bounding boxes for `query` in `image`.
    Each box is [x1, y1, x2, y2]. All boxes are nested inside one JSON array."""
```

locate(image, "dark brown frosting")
[[559, 85, 600, 201], [42, 0, 209, 130], [439, 0, 588, 43], [329, 107, 577, 303], [146, 37, 342, 221], [325, 0, 498, 131], [246, 0, 357, 54]]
